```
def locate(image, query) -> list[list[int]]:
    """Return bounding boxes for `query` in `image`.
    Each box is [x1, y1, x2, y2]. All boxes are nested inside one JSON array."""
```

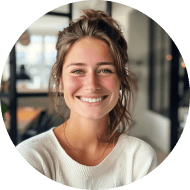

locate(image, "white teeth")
[[79, 97, 104, 103]]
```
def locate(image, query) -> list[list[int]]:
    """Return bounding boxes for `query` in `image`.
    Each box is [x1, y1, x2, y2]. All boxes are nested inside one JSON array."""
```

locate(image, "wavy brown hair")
[[49, 9, 135, 142]]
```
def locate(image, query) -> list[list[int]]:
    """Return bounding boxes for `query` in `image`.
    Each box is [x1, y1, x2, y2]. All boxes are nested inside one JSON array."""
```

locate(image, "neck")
[[63, 111, 110, 151]]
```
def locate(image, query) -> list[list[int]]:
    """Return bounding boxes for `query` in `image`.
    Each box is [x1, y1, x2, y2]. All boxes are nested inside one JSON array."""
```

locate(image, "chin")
[[80, 111, 109, 121]]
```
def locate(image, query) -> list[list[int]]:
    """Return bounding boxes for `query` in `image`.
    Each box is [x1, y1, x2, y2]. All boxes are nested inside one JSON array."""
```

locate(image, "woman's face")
[[61, 37, 120, 120]]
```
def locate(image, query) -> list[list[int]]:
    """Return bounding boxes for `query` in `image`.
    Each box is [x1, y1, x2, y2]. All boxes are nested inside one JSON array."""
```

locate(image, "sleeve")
[[16, 140, 45, 175], [132, 140, 158, 181]]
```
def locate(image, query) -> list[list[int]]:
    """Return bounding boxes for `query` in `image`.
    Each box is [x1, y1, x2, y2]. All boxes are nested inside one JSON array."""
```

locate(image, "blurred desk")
[[4, 107, 45, 135], [2, 88, 48, 139]]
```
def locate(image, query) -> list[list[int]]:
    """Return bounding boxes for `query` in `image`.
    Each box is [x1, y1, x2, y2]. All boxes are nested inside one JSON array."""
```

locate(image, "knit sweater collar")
[[47, 127, 128, 177]]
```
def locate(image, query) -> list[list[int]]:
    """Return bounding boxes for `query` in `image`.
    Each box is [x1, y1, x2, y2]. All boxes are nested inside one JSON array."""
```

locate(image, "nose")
[[85, 72, 100, 92]]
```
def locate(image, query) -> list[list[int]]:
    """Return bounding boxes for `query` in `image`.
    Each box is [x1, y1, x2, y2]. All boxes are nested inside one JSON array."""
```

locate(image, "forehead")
[[63, 37, 114, 67], [74, 37, 108, 48]]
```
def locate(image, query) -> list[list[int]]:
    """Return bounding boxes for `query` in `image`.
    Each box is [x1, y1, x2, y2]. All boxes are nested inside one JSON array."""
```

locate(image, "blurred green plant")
[[1, 103, 7, 115]]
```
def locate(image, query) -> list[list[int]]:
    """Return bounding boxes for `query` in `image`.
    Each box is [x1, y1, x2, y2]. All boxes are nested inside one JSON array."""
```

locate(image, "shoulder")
[[16, 128, 57, 174], [119, 134, 157, 180], [120, 134, 156, 158], [119, 134, 157, 169], [17, 129, 52, 152], [122, 134, 157, 175]]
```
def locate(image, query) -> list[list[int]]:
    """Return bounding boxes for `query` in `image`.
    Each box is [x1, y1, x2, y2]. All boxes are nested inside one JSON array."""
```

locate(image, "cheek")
[[64, 76, 81, 95], [103, 77, 120, 92]]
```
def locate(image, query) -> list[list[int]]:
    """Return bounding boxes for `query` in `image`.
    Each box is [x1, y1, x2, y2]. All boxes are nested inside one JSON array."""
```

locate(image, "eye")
[[71, 69, 113, 74], [71, 70, 81, 74], [99, 69, 113, 74]]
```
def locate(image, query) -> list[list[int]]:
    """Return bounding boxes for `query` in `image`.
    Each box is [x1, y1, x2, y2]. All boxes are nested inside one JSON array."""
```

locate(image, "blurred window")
[[16, 35, 57, 89]]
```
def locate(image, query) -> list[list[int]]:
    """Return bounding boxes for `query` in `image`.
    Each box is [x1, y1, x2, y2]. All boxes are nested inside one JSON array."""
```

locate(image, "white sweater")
[[16, 127, 157, 189]]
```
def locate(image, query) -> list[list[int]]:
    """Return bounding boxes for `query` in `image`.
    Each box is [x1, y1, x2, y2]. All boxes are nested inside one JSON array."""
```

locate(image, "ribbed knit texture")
[[16, 127, 157, 189]]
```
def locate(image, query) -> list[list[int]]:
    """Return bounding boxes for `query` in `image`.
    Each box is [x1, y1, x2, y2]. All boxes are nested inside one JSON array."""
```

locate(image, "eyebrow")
[[66, 62, 115, 68]]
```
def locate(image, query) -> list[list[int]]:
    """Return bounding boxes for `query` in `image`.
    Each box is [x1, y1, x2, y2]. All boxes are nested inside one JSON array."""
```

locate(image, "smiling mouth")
[[76, 95, 108, 100]]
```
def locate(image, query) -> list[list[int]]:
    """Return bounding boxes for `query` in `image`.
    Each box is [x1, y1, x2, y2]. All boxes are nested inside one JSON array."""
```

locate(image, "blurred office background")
[[0, 0, 189, 166]]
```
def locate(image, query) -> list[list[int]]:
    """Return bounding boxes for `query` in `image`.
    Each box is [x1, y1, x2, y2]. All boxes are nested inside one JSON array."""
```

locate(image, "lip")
[[76, 95, 108, 106], [76, 95, 108, 99]]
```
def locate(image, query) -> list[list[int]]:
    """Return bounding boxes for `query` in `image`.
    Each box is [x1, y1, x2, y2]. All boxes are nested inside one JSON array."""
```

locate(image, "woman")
[[17, 9, 157, 189]]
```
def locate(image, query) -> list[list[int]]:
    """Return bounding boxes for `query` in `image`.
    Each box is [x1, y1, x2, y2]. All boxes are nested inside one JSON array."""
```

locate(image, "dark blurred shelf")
[[0, 92, 9, 98], [0, 92, 49, 98]]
